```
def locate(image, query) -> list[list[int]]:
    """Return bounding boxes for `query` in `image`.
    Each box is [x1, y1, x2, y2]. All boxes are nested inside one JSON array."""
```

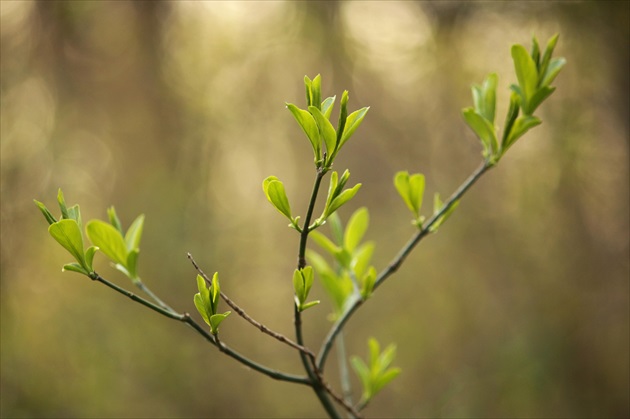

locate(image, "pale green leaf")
[[327, 183, 361, 216], [339, 107, 369, 149], [344, 207, 369, 252], [107, 206, 123, 234], [511, 44, 539, 101], [209, 312, 231, 335], [62, 263, 89, 275], [34, 200, 57, 225], [321, 96, 336, 119], [49, 219, 87, 269], [86, 220, 128, 266], [286, 103, 321, 161], [309, 105, 338, 161], [124, 214, 145, 251]]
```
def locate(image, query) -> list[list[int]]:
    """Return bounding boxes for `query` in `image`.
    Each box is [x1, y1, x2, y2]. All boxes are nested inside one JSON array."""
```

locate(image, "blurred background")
[[1, 1, 628, 418]]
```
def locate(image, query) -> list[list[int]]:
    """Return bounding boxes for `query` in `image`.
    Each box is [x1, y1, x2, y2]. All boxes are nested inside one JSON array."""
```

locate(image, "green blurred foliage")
[[1, 1, 628, 417]]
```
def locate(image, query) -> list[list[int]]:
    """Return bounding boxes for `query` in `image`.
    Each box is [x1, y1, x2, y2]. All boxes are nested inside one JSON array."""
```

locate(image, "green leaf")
[[49, 219, 87, 270], [310, 230, 340, 256], [307, 250, 353, 314], [339, 107, 369, 149], [86, 220, 128, 266], [62, 263, 89, 275], [85, 246, 99, 272], [194, 293, 210, 325], [351, 356, 371, 394], [262, 176, 293, 220], [501, 91, 521, 151], [359, 266, 376, 299], [430, 194, 460, 232], [527, 86, 555, 116], [352, 241, 375, 279], [124, 214, 145, 251], [504, 115, 542, 151], [107, 206, 123, 234], [530, 36, 541, 69], [540, 57, 566, 88], [57, 189, 69, 219], [209, 272, 220, 314], [539, 34, 560, 84], [126, 249, 139, 280], [309, 106, 338, 163], [34, 200, 57, 225], [334, 90, 349, 157], [480, 73, 498, 122], [327, 183, 361, 217], [293, 269, 305, 302], [311, 74, 322, 111], [394, 171, 414, 215], [462, 108, 497, 156], [300, 300, 320, 311], [511, 44, 539, 102], [368, 337, 380, 368], [286, 103, 321, 162], [321, 96, 336, 119], [304, 75, 313, 107], [67, 204, 82, 230], [209, 312, 231, 335], [373, 367, 401, 395], [344, 207, 369, 253]]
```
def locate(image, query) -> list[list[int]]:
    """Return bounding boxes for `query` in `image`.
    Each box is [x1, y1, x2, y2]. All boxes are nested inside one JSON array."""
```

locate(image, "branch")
[[89, 272, 310, 385], [317, 160, 493, 371]]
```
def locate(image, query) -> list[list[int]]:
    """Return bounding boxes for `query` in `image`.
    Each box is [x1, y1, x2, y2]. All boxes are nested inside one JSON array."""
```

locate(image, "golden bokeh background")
[[1, 1, 628, 417]]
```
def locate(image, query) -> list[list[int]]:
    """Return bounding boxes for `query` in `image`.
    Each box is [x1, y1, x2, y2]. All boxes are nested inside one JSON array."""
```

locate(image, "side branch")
[[89, 272, 310, 385], [188, 253, 317, 360], [317, 160, 493, 371]]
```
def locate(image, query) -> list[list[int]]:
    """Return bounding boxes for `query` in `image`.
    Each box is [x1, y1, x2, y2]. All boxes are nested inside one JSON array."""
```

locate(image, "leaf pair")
[[315, 170, 362, 225], [394, 171, 425, 226], [351, 338, 401, 406], [34, 189, 97, 276], [194, 273, 231, 335], [85, 208, 145, 282], [462, 73, 499, 160], [287, 75, 369, 168], [394, 172, 460, 232], [293, 266, 320, 312]]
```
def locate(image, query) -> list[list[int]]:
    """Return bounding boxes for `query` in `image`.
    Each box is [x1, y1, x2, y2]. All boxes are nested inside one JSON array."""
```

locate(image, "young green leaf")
[[66, 204, 82, 230], [107, 206, 123, 234], [34, 200, 57, 225], [430, 193, 460, 232], [84, 246, 99, 272], [48, 219, 87, 271], [326, 183, 361, 217], [321, 96, 336, 119], [503, 115, 542, 151], [57, 189, 70, 220], [209, 312, 231, 335], [540, 57, 566, 88], [86, 220, 128, 266], [344, 207, 369, 253], [394, 171, 413, 215], [309, 105, 338, 163], [124, 214, 145, 251], [286, 103, 322, 163], [310, 230, 341, 256], [339, 107, 369, 149], [62, 263, 89, 275], [262, 176, 293, 221], [351, 241, 375, 280], [511, 44, 538, 103], [310, 74, 322, 111], [462, 108, 497, 157], [539, 34, 560, 85], [359, 266, 376, 299]]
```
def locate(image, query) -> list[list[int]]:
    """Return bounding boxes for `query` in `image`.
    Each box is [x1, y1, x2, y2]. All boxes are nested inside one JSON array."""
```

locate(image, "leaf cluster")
[[194, 273, 231, 335], [463, 34, 565, 164]]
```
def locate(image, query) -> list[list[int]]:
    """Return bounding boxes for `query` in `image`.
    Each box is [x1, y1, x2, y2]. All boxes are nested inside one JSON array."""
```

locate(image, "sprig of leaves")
[[308, 208, 377, 317], [194, 273, 231, 335], [351, 338, 401, 407], [293, 266, 320, 312], [34, 189, 97, 276], [287, 75, 369, 169], [463, 34, 565, 164]]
